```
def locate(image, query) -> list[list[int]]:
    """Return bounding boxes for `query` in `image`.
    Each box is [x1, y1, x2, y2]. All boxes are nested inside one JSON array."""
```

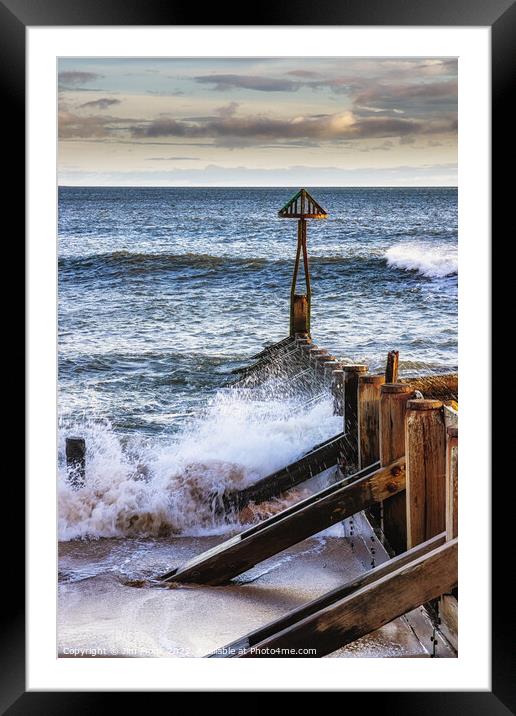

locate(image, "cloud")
[[194, 74, 299, 92], [58, 71, 103, 87], [79, 98, 121, 110], [288, 69, 321, 78], [59, 110, 143, 139], [354, 80, 457, 104], [215, 101, 239, 117], [129, 110, 453, 146]]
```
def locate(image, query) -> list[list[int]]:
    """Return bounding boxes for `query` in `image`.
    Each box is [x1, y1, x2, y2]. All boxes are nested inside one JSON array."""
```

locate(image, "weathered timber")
[[343, 365, 368, 470], [405, 399, 447, 548], [208, 532, 446, 657], [438, 593, 458, 651], [221, 432, 349, 512], [358, 374, 384, 469], [446, 426, 458, 541], [65, 437, 86, 489], [400, 373, 458, 403], [236, 538, 458, 658], [291, 294, 309, 335], [385, 350, 399, 384], [379, 383, 413, 554], [161, 457, 405, 586]]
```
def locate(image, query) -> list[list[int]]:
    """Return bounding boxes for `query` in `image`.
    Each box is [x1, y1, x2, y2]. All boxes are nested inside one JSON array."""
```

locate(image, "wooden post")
[[446, 426, 458, 541], [291, 294, 309, 335], [331, 369, 344, 416], [379, 383, 413, 554], [405, 399, 446, 548], [385, 350, 399, 384], [358, 375, 384, 469], [65, 437, 86, 489], [343, 365, 368, 469]]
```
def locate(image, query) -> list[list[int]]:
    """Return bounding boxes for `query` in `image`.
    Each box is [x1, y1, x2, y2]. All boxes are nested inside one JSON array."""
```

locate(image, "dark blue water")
[[58, 186, 457, 437]]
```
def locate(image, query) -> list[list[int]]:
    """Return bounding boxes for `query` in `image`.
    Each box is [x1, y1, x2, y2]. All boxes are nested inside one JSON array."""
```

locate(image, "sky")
[[58, 57, 457, 187]]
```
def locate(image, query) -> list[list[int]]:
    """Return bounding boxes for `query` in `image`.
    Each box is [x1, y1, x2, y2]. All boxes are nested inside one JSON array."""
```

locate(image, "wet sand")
[[58, 522, 455, 658]]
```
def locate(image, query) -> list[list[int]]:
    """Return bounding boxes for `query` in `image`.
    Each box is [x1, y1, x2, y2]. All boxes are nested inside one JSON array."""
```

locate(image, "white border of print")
[[27, 26, 490, 691]]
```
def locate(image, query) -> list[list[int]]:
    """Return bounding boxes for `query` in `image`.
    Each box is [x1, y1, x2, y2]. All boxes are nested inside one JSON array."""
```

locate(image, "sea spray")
[[58, 387, 341, 540]]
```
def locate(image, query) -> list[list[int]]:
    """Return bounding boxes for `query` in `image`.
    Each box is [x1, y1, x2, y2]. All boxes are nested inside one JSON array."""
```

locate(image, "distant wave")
[[385, 243, 458, 278], [60, 250, 386, 274], [59, 251, 268, 274]]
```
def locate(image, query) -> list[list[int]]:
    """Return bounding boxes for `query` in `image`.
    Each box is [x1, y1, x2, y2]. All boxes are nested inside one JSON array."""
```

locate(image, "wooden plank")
[[401, 374, 458, 403], [207, 533, 446, 657], [221, 432, 349, 512], [438, 594, 458, 650], [379, 384, 413, 554], [343, 365, 368, 470], [446, 426, 458, 541], [358, 375, 383, 469], [236, 539, 458, 658], [161, 457, 406, 586], [405, 400, 447, 548]]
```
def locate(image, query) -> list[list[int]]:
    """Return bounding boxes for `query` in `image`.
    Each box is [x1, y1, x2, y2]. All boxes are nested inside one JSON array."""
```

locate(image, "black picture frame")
[[5, 0, 511, 709]]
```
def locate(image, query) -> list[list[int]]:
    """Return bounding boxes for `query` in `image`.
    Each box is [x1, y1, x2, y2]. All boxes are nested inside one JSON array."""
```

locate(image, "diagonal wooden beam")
[[160, 456, 406, 586], [237, 538, 458, 658], [207, 532, 446, 657], [221, 432, 350, 513]]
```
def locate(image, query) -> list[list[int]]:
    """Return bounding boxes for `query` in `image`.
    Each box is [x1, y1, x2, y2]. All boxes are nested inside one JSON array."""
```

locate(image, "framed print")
[[5, 0, 511, 708]]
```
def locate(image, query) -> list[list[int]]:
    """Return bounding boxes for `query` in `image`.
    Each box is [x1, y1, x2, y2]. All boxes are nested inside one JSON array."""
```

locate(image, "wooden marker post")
[[358, 375, 384, 469], [446, 426, 458, 541], [405, 399, 446, 548], [342, 365, 368, 470], [278, 189, 328, 337], [66, 437, 86, 489], [379, 384, 413, 554]]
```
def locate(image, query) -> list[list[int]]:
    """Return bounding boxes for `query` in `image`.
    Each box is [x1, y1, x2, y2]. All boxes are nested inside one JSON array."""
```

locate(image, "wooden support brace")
[[161, 456, 405, 586], [237, 538, 458, 658], [208, 532, 446, 657]]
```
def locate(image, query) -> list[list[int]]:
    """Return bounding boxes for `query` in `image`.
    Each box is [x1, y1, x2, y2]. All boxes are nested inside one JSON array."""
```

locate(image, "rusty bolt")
[[391, 465, 402, 477], [387, 482, 398, 494]]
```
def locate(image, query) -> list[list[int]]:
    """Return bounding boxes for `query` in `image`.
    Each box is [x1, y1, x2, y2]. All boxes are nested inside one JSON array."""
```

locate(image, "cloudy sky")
[[58, 57, 457, 186]]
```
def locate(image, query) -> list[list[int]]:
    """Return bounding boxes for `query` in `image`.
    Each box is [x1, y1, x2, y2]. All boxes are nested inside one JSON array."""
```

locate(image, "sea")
[[58, 186, 457, 541]]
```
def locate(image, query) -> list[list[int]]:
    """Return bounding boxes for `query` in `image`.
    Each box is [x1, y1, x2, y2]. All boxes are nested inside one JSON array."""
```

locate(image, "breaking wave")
[[58, 388, 341, 541], [385, 243, 458, 278]]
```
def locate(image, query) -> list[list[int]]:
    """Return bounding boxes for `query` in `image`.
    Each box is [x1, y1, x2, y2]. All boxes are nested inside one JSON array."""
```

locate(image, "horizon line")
[[58, 184, 458, 189]]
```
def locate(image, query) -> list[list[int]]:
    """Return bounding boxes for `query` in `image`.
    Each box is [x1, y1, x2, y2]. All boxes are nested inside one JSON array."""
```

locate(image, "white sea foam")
[[385, 243, 457, 278], [58, 389, 341, 540]]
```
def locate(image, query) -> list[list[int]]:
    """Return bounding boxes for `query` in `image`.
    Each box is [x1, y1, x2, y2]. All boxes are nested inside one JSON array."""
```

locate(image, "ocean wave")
[[58, 390, 341, 540], [385, 243, 457, 278], [59, 251, 269, 277]]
